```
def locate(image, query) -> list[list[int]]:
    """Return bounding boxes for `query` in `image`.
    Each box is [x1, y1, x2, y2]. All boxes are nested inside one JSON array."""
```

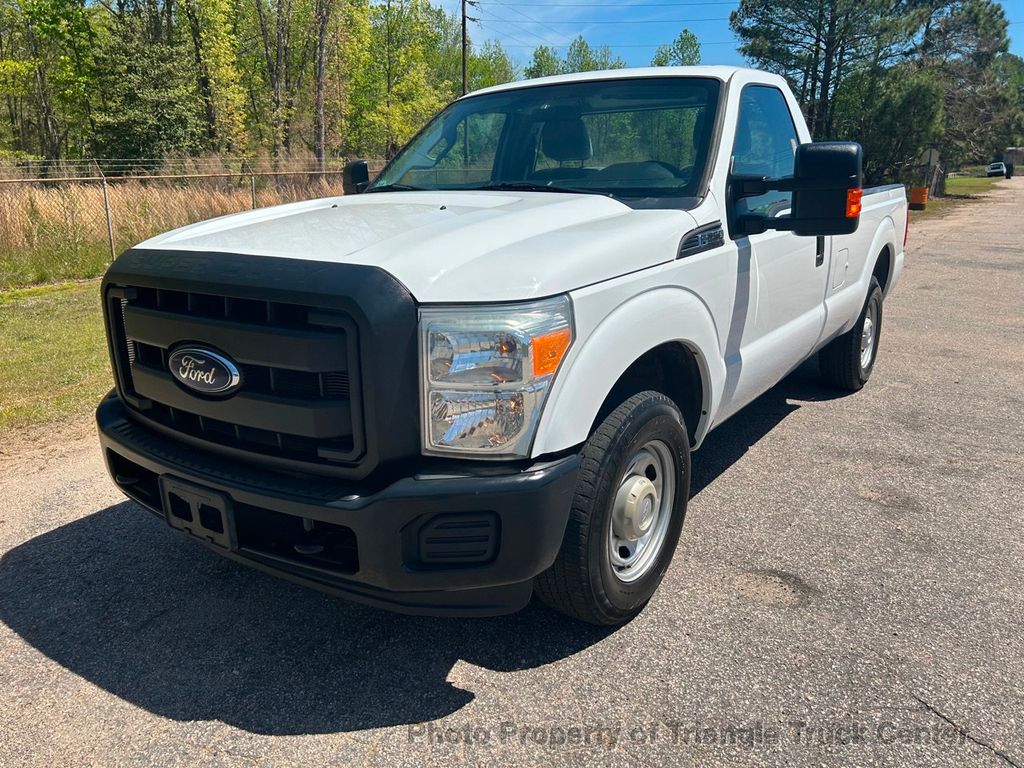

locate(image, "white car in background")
[[987, 161, 1007, 177]]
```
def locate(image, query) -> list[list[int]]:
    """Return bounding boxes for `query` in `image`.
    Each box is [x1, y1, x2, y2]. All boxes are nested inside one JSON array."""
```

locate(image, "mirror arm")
[[733, 174, 860, 200], [736, 214, 800, 236]]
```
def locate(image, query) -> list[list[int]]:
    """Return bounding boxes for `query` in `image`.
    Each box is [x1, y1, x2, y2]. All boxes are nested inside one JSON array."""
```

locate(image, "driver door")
[[725, 85, 829, 409]]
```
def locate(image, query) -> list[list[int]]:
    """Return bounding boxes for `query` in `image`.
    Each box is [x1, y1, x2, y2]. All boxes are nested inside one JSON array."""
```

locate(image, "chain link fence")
[[0, 160, 383, 290]]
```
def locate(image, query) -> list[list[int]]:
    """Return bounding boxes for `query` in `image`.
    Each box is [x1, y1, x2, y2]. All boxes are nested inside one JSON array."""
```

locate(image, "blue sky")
[[442, 0, 1024, 71]]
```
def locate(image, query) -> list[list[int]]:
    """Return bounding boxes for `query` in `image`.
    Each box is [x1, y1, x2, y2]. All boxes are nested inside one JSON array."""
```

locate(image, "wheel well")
[[873, 245, 893, 293], [591, 342, 704, 445]]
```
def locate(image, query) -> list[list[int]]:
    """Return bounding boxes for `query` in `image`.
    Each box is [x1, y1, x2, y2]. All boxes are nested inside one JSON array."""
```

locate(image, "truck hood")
[[136, 190, 696, 303]]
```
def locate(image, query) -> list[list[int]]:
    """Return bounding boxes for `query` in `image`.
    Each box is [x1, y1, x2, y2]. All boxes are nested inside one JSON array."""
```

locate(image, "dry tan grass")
[[0, 175, 344, 289]]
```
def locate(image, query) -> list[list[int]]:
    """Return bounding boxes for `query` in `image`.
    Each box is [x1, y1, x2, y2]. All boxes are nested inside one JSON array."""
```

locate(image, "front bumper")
[[97, 393, 578, 616]]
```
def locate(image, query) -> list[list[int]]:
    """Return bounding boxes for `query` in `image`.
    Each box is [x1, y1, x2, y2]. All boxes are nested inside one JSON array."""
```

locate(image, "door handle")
[[815, 236, 825, 267]]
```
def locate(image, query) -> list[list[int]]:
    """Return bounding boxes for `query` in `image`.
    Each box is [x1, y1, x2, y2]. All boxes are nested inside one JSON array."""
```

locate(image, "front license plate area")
[[159, 476, 237, 550]]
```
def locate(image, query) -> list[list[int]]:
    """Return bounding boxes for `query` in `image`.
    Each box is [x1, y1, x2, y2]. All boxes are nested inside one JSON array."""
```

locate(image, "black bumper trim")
[[97, 394, 579, 617]]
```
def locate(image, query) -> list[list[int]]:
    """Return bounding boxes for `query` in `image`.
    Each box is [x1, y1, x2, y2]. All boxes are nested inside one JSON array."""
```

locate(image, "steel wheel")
[[535, 391, 691, 624], [607, 439, 676, 583], [860, 300, 878, 370]]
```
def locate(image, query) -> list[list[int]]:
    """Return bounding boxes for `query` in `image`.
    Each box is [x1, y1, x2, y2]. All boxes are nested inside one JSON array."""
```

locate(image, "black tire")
[[534, 391, 691, 625], [819, 276, 883, 391]]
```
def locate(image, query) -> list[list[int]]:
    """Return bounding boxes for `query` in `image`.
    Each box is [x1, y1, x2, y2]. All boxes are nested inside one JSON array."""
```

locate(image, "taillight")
[[845, 188, 863, 218]]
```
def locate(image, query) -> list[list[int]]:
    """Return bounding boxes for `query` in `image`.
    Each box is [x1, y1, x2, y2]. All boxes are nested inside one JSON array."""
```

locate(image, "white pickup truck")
[[97, 66, 907, 624]]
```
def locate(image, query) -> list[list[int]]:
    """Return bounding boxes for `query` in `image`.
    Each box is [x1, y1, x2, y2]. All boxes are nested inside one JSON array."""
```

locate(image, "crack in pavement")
[[912, 694, 1022, 768]]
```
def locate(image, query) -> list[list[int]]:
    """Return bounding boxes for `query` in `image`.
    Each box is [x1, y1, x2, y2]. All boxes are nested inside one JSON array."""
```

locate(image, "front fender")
[[531, 286, 724, 457]]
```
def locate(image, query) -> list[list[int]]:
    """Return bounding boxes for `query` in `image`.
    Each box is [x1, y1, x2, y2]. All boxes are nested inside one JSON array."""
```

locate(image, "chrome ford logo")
[[168, 347, 242, 395]]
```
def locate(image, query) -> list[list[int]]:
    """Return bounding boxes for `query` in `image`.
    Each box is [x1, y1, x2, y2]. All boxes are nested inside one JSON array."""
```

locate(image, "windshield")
[[369, 77, 721, 207]]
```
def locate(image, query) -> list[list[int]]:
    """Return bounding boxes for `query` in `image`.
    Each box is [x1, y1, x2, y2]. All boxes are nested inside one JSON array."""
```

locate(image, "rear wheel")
[[535, 391, 690, 625], [819, 276, 883, 391]]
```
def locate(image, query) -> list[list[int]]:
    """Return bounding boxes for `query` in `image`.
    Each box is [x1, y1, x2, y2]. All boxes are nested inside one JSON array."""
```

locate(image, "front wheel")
[[818, 277, 883, 391], [534, 391, 691, 625]]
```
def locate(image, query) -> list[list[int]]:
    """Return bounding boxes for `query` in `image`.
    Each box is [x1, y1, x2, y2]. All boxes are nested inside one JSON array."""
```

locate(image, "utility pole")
[[461, 0, 477, 95]]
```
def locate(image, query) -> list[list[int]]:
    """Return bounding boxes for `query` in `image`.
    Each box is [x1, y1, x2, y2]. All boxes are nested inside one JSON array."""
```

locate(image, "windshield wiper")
[[473, 181, 608, 196], [365, 183, 425, 193]]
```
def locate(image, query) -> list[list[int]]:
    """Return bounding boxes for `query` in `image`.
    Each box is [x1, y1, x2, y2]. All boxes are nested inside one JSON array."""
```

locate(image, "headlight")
[[420, 296, 574, 457]]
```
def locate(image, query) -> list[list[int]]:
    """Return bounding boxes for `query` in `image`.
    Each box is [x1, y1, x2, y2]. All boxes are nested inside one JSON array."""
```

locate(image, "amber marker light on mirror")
[[846, 188, 863, 218]]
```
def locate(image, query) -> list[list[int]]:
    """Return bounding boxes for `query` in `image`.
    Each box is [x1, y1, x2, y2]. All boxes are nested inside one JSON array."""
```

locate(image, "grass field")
[[0, 177, 343, 290], [946, 174, 1002, 195], [909, 173, 1002, 219], [0, 281, 110, 435]]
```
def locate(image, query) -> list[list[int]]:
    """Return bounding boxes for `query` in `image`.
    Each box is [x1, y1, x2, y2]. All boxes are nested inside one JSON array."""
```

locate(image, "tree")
[[730, 0, 912, 137], [246, 0, 317, 158], [416, 10, 515, 97], [7, 0, 1013, 176], [992, 53, 1024, 147], [469, 40, 517, 91], [732, 0, 1022, 182], [833, 64, 946, 182], [916, 1, 1012, 171], [19, 0, 98, 159], [524, 46, 564, 79], [651, 29, 701, 67], [91, 14, 205, 159], [312, 0, 335, 170], [564, 36, 624, 72], [343, 0, 448, 158], [181, 0, 248, 154]]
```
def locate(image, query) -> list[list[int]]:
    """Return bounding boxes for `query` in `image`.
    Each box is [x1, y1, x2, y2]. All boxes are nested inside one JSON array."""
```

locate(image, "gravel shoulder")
[[1, 179, 1022, 767]]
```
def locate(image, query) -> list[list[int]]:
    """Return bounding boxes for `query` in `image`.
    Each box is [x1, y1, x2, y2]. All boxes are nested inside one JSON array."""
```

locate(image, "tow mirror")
[[790, 142, 863, 236], [733, 141, 864, 237], [343, 159, 370, 195]]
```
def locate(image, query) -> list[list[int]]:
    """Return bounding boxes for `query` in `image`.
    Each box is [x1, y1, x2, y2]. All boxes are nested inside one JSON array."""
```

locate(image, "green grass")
[[909, 174, 1002, 220], [945, 175, 1000, 195], [0, 244, 112, 291], [0, 280, 111, 433]]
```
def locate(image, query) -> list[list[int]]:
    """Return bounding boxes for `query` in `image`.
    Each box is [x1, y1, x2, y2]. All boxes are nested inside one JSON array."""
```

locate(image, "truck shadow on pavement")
[[0, 361, 847, 736], [690, 358, 848, 496]]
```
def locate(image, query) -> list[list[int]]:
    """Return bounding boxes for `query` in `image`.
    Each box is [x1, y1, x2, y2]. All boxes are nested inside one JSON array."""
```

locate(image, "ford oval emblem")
[[168, 347, 242, 395]]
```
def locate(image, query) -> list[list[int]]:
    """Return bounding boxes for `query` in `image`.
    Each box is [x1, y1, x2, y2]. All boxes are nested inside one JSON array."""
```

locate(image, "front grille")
[[106, 284, 364, 472], [133, 341, 350, 401]]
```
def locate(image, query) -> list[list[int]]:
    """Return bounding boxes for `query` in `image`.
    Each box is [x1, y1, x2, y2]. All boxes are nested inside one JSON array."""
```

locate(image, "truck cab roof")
[[467, 66, 786, 98]]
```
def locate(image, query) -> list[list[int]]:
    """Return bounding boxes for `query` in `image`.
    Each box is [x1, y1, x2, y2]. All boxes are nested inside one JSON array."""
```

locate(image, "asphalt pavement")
[[1, 178, 1022, 767]]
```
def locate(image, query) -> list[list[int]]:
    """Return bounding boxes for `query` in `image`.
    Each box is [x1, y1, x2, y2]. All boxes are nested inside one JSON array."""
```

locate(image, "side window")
[[732, 86, 799, 219]]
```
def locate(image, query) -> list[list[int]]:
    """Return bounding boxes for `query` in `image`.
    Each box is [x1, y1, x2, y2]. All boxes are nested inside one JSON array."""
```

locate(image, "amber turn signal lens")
[[531, 327, 572, 377], [846, 187, 863, 218]]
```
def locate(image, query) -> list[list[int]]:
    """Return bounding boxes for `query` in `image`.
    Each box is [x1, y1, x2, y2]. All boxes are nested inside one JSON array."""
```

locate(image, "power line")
[[482, 16, 732, 23], [488, 39, 740, 48], [476, 22, 554, 50], [487, 0, 573, 45], [476, 20, 558, 49], [477, 8, 569, 46], [476, 13, 565, 48], [488, 0, 738, 4]]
